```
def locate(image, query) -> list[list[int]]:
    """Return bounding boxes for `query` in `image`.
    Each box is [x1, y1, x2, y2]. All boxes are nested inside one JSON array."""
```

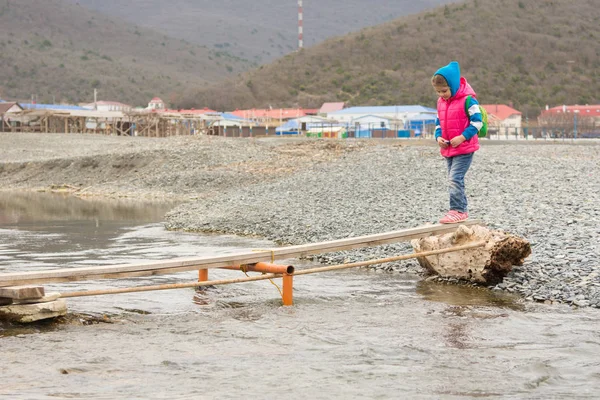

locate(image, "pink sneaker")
[[439, 210, 469, 224]]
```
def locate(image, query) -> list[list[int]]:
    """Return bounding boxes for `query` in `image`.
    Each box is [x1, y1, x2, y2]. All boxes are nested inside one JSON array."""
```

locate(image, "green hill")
[[180, 0, 599, 116], [75, 0, 455, 64], [0, 0, 254, 106]]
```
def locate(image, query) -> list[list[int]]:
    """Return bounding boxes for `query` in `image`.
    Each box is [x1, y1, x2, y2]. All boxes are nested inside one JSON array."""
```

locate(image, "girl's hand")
[[437, 137, 449, 148], [450, 135, 466, 147]]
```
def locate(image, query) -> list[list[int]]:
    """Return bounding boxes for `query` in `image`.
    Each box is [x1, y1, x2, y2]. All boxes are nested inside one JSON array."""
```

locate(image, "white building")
[[327, 105, 437, 126], [147, 97, 166, 110], [82, 101, 132, 112], [352, 115, 399, 130]]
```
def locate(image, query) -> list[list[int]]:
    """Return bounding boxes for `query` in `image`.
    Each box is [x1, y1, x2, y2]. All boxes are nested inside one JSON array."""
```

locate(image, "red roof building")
[[538, 105, 600, 135], [148, 97, 165, 110], [481, 104, 522, 129], [480, 104, 522, 121], [540, 105, 600, 118], [319, 102, 345, 114]]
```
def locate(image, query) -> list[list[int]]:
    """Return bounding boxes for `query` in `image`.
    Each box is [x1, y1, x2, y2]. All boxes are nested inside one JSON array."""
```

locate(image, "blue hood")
[[434, 61, 461, 96]]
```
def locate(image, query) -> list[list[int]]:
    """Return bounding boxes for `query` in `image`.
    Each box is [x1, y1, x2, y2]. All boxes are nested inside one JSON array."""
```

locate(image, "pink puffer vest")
[[437, 80, 480, 158]]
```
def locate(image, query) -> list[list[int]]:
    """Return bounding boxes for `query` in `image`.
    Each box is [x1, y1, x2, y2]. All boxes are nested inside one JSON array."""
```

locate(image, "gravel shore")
[[1, 133, 598, 308]]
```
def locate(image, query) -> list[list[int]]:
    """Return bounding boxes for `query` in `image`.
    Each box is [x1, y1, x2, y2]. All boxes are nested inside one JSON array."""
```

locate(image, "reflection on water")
[[417, 280, 525, 310], [0, 190, 178, 225], [0, 191, 599, 399], [0, 191, 180, 274], [0, 191, 279, 318]]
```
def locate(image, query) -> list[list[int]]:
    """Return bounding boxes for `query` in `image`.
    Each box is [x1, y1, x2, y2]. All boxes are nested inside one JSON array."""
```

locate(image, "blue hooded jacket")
[[433, 61, 482, 141], [435, 61, 462, 97]]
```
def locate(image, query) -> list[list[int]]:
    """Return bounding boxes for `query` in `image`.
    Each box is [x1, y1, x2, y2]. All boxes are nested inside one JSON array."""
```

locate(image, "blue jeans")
[[445, 153, 474, 213]]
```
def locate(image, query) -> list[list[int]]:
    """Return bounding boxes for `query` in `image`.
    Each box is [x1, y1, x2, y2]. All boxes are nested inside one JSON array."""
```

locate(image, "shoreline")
[[0, 133, 599, 308]]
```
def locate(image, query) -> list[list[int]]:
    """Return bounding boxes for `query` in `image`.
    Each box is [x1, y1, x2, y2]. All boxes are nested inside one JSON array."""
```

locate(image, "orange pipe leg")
[[219, 263, 295, 305], [220, 263, 294, 275], [282, 273, 293, 306], [253, 262, 294, 275], [198, 269, 208, 282]]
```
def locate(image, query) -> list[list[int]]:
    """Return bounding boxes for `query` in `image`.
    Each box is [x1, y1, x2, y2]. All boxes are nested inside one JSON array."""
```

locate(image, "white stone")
[[0, 299, 67, 323]]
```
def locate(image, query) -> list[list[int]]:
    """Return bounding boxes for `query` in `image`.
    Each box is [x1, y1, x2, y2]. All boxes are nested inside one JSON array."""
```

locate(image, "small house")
[[0, 102, 24, 131], [480, 104, 522, 135], [351, 115, 406, 138], [147, 97, 166, 110]]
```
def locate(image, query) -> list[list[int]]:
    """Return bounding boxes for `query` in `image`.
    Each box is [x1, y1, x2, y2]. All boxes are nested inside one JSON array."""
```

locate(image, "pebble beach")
[[1, 133, 598, 308]]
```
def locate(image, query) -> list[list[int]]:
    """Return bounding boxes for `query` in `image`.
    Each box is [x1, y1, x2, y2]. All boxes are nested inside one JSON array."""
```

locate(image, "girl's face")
[[435, 86, 452, 100]]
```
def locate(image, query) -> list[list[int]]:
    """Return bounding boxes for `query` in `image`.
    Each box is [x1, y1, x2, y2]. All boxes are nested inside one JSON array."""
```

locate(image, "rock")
[[0, 299, 67, 323], [573, 300, 590, 307], [411, 225, 531, 285], [13, 292, 60, 304]]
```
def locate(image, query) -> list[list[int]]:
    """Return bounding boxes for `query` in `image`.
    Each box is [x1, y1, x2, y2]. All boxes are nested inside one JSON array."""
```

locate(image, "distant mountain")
[[0, 0, 254, 106], [180, 0, 600, 116], [75, 0, 455, 64]]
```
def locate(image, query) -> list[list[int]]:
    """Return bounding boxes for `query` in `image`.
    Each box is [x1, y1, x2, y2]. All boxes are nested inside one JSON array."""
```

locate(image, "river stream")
[[0, 192, 598, 399]]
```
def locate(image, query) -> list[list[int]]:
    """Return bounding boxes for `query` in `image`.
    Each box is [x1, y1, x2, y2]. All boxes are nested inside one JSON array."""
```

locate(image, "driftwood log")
[[411, 224, 531, 285]]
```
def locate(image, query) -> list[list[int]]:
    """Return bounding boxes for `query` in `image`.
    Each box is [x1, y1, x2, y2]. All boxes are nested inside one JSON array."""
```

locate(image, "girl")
[[432, 61, 483, 223]]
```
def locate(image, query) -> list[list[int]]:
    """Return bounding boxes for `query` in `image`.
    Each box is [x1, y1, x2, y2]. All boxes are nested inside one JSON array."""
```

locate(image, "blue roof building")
[[331, 105, 436, 115], [327, 105, 437, 126], [21, 103, 87, 111], [219, 112, 245, 120]]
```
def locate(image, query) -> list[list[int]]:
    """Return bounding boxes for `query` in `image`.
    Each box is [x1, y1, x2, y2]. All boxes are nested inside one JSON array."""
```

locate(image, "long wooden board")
[[0, 221, 481, 287]]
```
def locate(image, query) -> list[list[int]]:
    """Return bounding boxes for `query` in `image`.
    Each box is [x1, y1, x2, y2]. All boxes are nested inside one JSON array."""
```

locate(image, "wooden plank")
[[0, 221, 481, 287], [13, 292, 60, 304], [0, 285, 45, 300], [59, 241, 486, 299]]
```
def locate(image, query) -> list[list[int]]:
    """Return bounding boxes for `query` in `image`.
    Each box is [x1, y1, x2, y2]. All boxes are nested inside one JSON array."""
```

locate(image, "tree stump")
[[411, 224, 531, 285]]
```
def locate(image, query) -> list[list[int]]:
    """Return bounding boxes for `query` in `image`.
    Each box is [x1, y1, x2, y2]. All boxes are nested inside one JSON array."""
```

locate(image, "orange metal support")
[[282, 273, 293, 306], [253, 262, 294, 275], [220, 263, 294, 275], [198, 269, 208, 282], [219, 263, 295, 306]]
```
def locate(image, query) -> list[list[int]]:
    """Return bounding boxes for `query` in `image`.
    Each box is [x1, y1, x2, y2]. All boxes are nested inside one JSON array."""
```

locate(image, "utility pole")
[[94, 88, 97, 110]]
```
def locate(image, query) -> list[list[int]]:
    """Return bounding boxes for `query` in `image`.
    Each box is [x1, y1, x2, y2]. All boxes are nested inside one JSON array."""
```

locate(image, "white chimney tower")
[[298, 0, 303, 49]]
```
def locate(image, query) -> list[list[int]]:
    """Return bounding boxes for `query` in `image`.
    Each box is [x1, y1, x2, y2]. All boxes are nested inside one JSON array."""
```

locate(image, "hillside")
[[180, 0, 600, 116], [0, 0, 254, 106], [75, 0, 455, 64]]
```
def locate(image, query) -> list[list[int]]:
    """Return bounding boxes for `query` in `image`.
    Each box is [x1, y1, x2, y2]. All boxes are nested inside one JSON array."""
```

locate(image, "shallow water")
[[0, 192, 599, 399]]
